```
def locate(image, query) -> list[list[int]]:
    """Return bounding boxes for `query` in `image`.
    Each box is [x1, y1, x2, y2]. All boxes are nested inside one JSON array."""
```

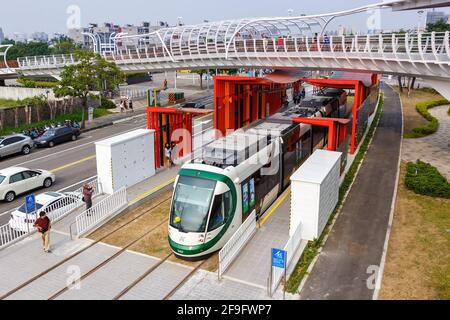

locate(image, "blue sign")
[[25, 194, 36, 214], [272, 248, 287, 269]]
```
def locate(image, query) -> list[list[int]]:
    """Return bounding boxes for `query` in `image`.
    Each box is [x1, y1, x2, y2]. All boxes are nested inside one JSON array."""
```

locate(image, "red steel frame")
[[292, 117, 350, 152], [300, 77, 376, 154], [147, 107, 206, 169]]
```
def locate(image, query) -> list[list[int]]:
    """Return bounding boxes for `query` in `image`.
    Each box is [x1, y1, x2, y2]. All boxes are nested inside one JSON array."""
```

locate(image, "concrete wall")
[[0, 87, 57, 100]]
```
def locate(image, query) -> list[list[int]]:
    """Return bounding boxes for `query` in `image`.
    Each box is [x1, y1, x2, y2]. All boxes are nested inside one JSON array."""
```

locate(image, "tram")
[[168, 89, 347, 258]]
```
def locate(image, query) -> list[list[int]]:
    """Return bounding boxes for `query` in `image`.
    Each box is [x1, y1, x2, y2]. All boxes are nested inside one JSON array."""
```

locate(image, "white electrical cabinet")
[[290, 150, 342, 240], [96, 129, 156, 195]]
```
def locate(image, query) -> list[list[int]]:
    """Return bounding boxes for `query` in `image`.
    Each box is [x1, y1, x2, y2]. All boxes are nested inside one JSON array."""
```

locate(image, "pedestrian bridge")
[[12, 32, 450, 82], [1, 0, 450, 98]]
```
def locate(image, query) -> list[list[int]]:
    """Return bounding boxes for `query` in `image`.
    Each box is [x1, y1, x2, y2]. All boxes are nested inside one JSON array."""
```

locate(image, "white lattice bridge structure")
[[2, 0, 450, 96]]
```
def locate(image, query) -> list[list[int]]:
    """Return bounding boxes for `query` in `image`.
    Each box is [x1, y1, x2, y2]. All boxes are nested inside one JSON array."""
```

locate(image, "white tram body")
[[169, 89, 347, 258]]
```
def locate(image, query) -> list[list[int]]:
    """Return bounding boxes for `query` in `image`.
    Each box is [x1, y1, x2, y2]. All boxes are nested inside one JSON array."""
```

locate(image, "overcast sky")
[[1, 0, 449, 36]]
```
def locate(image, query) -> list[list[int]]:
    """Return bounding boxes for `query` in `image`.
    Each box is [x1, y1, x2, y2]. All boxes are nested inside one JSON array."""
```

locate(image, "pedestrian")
[[129, 99, 134, 112], [34, 211, 51, 253], [165, 143, 174, 168], [163, 79, 168, 91], [300, 87, 306, 102], [83, 184, 94, 212], [120, 100, 125, 113]]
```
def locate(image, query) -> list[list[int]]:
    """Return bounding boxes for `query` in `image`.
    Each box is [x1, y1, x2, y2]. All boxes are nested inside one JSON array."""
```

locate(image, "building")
[[0, 28, 4, 44], [426, 9, 449, 25], [68, 22, 162, 53], [30, 32, 49, 42], [13, 32, 27, 43]]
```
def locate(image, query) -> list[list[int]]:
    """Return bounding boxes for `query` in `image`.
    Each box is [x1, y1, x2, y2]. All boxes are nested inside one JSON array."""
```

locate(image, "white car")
[[0, 167, 56, 202], [9, 192, 79, 233]]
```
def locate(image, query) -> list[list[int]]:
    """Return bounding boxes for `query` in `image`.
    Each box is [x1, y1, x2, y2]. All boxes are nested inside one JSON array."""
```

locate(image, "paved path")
[[299, 86, 403, 300], [402, 105, 450, 180]]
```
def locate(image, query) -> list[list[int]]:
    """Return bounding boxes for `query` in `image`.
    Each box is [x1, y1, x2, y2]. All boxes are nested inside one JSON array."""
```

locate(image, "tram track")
[[48, 216, 170, 300], [0, 195, 173, 300]]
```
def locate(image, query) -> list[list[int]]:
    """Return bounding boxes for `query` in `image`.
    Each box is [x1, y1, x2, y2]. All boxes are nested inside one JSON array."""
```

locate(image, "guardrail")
[[218, 210, 257, 279], [268, 222, 303, 297], [71, 187, 128, 239], [0, 179, 99, 250]]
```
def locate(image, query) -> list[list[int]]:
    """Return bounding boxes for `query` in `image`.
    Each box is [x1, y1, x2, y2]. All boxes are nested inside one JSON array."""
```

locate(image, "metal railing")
[[0, 179, 99, 250], [218, 210, 257, 279], [16, 32, 450, 77], [72, 187, 128, 239], [268, 222, 303, 296]]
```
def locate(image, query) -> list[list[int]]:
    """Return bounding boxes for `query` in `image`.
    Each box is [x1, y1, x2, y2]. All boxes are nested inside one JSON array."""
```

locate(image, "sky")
[[1, 0, 449, 37]]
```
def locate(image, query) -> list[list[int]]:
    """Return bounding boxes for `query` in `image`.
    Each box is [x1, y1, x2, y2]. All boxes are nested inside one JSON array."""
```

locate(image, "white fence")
[[268, 223, 303, 296], [72, 187, 128, 238], [0, 179, 100, 250], [218, 210, 257, 279]]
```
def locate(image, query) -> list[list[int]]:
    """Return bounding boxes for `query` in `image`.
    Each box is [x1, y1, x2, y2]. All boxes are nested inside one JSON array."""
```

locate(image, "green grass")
[[0, 108, 111, 136], [404, 99, 449, 139], [405, 161, 450, 199], [285, 93, 385, 294], [0, 98, 26, 108]]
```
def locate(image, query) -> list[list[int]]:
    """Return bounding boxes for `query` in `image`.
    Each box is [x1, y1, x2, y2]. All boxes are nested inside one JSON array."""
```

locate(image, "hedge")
[[405, 161, 450, 199], [17, 78, 60, 89], [404, 99, 450, 139], [100, 98, 117, 109]]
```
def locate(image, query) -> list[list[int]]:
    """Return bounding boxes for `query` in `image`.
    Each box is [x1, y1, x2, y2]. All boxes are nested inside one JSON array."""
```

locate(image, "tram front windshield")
[[170, 175, 216, 233]]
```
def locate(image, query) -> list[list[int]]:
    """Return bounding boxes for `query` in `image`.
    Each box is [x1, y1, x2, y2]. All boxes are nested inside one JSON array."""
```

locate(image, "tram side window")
[[208, 191, 232, 232]]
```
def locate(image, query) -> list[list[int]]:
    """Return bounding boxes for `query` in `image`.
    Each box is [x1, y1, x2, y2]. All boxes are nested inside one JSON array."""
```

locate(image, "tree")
[[427, 20, 450, 32], [54, 50, 124, 129], [191, 69, 209, 89], [51, 38, 81, 55]]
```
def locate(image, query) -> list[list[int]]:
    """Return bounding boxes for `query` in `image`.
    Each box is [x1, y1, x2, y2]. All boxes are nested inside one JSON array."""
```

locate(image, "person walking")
[[165, 143, 174, 168], [129, 98, 134, 112], [34, 212, 51, 253], [300, 87, 306, 101], [83, 184, 94, 212]]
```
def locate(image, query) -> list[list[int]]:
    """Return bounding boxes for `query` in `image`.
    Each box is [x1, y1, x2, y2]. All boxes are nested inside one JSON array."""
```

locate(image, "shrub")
[[100, 98, 117, 109], [405, 99, 450, 139], [405, 161, 450, 199]]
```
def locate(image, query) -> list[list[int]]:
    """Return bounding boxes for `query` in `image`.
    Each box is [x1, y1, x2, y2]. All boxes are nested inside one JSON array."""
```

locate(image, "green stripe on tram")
[[169, 168, 237, 256]]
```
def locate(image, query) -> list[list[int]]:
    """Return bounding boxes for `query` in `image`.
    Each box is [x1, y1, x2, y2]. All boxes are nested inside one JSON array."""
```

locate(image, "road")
[[0, 116, 148, 225]]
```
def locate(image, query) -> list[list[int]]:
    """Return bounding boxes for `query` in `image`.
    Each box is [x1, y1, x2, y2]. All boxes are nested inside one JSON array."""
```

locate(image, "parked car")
[[0, 167, 55, 202], [181, 102, 206, 109], [34, 127, 81, 148], [9, 192, 79, 233], [0, 134, 33, 158]]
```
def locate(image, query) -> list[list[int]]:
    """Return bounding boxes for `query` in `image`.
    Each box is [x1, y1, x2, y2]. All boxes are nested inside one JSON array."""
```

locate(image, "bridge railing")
[[15, 32, 450, 71]]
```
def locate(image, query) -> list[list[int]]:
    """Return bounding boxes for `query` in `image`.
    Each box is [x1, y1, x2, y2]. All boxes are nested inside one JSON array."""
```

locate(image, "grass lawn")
[[393, 87, 445, 137], [0, 107, 112, 136], [88, 190, 219, 273], [0, 98, 25, 108], [380, 162, 450, 300]]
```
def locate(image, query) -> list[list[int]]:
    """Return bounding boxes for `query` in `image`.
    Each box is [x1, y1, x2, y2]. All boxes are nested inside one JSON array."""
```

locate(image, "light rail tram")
[[169, 88, 348, 258]]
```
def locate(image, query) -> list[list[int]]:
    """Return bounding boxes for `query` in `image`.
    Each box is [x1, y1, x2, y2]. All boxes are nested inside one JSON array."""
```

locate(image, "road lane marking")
[[50, 155, 96, 173], [130, 177, 176, 204], [260, 189, 291, 227], [7, 125, 146, 169]]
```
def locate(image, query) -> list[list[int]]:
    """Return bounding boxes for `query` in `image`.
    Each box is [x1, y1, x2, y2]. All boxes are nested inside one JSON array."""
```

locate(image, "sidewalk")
[[298, 85, 403, 300]]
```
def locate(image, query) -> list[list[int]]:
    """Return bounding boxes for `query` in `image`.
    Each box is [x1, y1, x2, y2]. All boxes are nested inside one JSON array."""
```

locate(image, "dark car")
[[34, 127, 81, 148], [181, 102, 206, 109]]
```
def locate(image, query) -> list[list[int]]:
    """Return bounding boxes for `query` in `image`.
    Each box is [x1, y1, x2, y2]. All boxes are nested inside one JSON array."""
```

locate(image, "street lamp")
[[417, 10, 425, 34]]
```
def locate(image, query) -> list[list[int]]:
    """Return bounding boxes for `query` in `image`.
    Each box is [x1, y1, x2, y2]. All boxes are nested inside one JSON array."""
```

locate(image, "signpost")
[[25, 194, 36, 233], [271, 248, 287, 299]]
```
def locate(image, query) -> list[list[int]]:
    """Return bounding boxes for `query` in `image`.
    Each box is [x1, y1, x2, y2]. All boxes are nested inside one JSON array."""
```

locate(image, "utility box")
[[290, 150, 342, 240], [96, 129, 156, 195]]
